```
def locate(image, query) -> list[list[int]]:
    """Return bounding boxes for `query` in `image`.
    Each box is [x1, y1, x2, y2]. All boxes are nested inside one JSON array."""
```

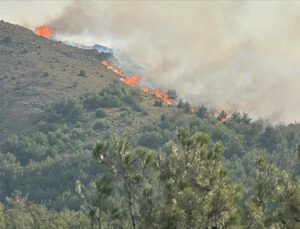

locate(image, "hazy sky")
[[0, 0, 72, 28], [2, 1, 300, 123]]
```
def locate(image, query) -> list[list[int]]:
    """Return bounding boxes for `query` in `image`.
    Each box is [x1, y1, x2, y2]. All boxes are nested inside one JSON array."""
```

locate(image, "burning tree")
[[217, 110, 228, 123]]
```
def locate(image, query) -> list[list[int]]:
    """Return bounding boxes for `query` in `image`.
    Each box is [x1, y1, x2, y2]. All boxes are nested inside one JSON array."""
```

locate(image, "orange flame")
[[122, 75, 140, 87], [142, 87, 150, 93], [218, 110, 228, 123], [190, 107, 196, 113], [100, 59, 173, 105], [101, 60, 109, 66], [154, 90, 162, 98], [35, 25, 52, 39], [153, 90, 173, 105], [161, 95, 173, 105], [101, 60, 125, 78]]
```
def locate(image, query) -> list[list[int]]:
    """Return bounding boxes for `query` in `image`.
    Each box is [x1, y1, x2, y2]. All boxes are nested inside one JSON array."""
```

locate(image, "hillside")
[[0, 21, 180, 141], [0, 21, 299, 228]]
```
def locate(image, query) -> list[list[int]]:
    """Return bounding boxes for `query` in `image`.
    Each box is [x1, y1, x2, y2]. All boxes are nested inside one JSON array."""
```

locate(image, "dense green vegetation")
[[1, 81, 300, 228], [0, 192, 89, 228], [89, 130, 300, 228]]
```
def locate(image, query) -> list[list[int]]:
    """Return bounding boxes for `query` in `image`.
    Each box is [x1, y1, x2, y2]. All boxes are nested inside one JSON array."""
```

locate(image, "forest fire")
[[33, 25, 224, 119], [33, 24, 173, 105], [123, 75, 139, 87], [101, 60, 125, 78], [33, 22, 174, 106], [154, 90, 173, 105], [101, 60, 173, 105], [217, 110, 228, 123], [101, 60, 139, 86], [35, 25, 52, 39], [142, 87, 151, 93]]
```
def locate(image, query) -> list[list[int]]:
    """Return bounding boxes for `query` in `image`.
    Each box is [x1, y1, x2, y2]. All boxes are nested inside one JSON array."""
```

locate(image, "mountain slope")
[[1, 21, 300, 215], [0, 21, 177, 140], [0, 21, 110, 136]]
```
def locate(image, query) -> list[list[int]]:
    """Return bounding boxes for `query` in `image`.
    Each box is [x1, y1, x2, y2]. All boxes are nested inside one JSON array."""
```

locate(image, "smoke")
[[0, 1, 71, 28], [48, 1, 300, 123]]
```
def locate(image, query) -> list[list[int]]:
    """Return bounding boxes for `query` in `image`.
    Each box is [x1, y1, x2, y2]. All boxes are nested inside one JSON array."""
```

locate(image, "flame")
[[153, 90, 173, 105], [220, 118, 226, 124], [218, 110, 228, 123], [101, 60, 109, 66], [30, 27, 227, 119], [142, 87, 151, 93], [123, 75, 140, 87], [190, 107, 196, 113], [35, 25, 52, 39], [154, 90, 162, 98], [161, 95, 173, 105], [101, 60, 173, 105], [101, 60, 125, 78]]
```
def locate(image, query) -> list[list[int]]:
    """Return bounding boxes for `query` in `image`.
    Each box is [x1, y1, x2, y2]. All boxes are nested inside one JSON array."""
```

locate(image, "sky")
[[0, 1, 71, 28], [1, 0, 300, 123]]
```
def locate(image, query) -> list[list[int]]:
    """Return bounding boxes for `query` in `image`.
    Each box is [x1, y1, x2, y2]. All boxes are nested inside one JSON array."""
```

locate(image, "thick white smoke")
[[4, 1, 300, 123]]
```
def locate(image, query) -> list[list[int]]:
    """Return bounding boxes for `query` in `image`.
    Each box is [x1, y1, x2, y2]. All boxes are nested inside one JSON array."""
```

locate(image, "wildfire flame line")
[[34, 24, 227, 121], [101, 60, 173, 105], [33, 23, 173, 105]]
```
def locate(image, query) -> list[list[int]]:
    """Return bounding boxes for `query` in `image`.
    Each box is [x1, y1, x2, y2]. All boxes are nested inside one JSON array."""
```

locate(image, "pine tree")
[[93, 137, 158, 228], [245, 157, 300, 228], [158, 128, 240, 228]]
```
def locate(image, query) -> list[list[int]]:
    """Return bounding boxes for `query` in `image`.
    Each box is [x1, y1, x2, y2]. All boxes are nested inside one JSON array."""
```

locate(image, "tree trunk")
[[125, 180, 136, 229]]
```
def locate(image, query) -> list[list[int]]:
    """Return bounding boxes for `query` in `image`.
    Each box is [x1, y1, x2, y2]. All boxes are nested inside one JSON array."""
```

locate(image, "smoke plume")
[[48, 1, 300, 123]]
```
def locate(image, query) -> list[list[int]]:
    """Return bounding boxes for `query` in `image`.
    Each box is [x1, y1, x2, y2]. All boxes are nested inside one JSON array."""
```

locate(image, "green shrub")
[[2, 36, 12, 44], [177, 99, 184, 108], [93, 121, 108, 131], [41, 98, 83, 124], [1, 134, 48, 164], [154, 100, 163, 107], [54, 98, 83, 122], [82, 83, 142, 110], [183, 101, 191, 113], [36, 121, 58, 133], [137, 132, 165, 149], [132, 104, 144, 112], [120, 106, 130, 112], [81, 93, 102, 110], [142, 110, 148, 116], [95, 109, 107, 118], [79, 69, 86, 77], [196, 105, 208, 118], [167, 89, 178, 100]]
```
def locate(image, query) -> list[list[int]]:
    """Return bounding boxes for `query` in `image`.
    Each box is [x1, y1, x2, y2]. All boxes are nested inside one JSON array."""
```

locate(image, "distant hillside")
[[0, 21, 176, 141]]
